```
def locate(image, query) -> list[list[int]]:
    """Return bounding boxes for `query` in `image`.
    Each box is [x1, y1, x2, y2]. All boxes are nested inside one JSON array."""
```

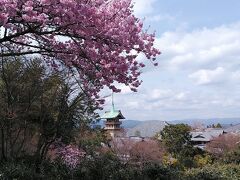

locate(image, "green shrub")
[[0, 161, 41, 180], [0, 159, 73, 180], [222, 146, 240, 164], [141, 163, 182, 180], [184, 164, 240, 180]]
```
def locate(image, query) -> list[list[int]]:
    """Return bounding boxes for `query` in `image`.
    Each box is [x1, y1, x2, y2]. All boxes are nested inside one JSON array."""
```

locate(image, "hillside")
[[171, 118, 240, 126], [94, 118, 240, 137], [126, 120, 168, 137]]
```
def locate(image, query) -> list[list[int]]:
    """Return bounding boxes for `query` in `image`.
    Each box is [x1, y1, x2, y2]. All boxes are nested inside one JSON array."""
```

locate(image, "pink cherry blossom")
[[0, 0, 160, 103], [56, 144, 85, 169]]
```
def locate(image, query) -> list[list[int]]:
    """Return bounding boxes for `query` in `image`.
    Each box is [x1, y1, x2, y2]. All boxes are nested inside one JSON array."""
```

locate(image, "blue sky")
[[102, 0, 240, 121]]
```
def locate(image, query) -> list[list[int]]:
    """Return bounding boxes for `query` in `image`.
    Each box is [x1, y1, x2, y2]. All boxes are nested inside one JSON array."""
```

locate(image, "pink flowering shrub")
[[0, 0, 160, 101], [56, 144, 86, 169]]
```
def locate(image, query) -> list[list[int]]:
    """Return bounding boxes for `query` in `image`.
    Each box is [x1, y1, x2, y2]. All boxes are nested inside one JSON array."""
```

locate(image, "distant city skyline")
[[102, 0, 240, 121]]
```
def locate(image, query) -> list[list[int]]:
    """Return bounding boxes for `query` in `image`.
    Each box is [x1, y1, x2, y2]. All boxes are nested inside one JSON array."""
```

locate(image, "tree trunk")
[[1, 126, 6, 161]]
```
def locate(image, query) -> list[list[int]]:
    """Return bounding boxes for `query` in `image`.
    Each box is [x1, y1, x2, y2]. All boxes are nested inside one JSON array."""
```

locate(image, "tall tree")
[[206, 134, 240, 157], [160, 124, 204, 168], [0, 0, 160, 97], [215, 123, 222, 128], [0, 57, 97, 169], [161, 124, 192, 156]]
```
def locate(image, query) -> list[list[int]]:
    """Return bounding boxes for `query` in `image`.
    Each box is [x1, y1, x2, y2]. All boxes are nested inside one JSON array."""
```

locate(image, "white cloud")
[[125, 101, 140, 109], [156, 22, 240, 70], [101, 22, 240, 121], [149, 89, 173, 100], [189, 67, 226, 85], [132, 0, 157, 16], [174, 92, 188, 101], [232, 71, 240, 81], [102, 83, 240, 120]]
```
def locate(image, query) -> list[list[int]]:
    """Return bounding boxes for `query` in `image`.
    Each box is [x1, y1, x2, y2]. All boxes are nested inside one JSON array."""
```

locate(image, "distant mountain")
[[126, 120, 168, 137], [122, 120, 142, 128], [93, 118, 240, 137], [123, 118, 240, 138], [170, 118, 240, 126]]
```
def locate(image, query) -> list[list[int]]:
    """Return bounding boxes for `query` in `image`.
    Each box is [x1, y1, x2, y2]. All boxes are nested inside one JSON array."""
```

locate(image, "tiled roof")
[[191, 129, 224, 142], [100, 107, 125, 119], [224, 124, 240, 133]]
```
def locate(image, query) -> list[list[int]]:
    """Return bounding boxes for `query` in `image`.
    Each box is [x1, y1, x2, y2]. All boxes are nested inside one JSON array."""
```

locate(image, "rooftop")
[[100, 104, 125, 119], [191, 128, 225, 142], [224, 123, 240, 133]]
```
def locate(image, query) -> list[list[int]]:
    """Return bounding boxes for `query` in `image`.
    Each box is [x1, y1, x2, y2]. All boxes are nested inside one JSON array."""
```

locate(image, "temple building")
[[100, 99, 125, 138]]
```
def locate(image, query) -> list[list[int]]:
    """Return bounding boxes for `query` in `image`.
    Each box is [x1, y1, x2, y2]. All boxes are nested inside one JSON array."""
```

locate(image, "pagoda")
[[100, 95, 125, 138]]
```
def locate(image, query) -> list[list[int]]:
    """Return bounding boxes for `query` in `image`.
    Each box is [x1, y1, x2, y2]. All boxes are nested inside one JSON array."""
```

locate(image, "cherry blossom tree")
[[111, 138, 164, 167], [206, 133, 240, 157], [0, 0, 160, 100]]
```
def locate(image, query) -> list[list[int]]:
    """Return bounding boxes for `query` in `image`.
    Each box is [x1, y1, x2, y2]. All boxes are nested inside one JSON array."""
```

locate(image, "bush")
[[194, 154, 212, 167], [222, 146, 240, 164], [1, 154, 239, 180], [72, 153, 182, 180], [73, 152, 135, 180], [0, 161, 41, 180], [184, 164, 240, 180], [141, 163, 182, 180], [0, 159, 74, 180]]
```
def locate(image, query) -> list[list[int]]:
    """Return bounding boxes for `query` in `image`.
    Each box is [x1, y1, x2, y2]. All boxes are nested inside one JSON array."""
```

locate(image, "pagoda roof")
[[100, 93, 125, 119], [100, 109, 125, 119]]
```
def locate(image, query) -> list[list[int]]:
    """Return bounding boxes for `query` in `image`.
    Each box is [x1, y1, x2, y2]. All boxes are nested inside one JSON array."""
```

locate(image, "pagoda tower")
[[100, 94, 125, 138]]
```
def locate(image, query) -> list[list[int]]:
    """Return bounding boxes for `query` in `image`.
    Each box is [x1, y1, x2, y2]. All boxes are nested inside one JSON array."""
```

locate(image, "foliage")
[[162, 153, 179, 167], [0, 57, 97, 170], [76, 152, 128, 180], [194, 154, 212, 167], [206, 133, 240, 158], [72, 153, 182, 180], [110, 138, 165, 167], [0, 0, 160, 97], [161, 124, 192, 155], [76, 127, 107, 155], [207, 123, 223, 128], [215, 123, 222, 128], [184, 164, 240, 180], [141, 163, 182, 180], [160, 124, 208, 168], [0, 160, 41, 179], [0, 57, 238, 180], [130, 140, 164, 165], [221, 145, 240, 164], [55, 144, 85, 169], [0, 149, 239, 180], [177, 145, 206, 168]]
